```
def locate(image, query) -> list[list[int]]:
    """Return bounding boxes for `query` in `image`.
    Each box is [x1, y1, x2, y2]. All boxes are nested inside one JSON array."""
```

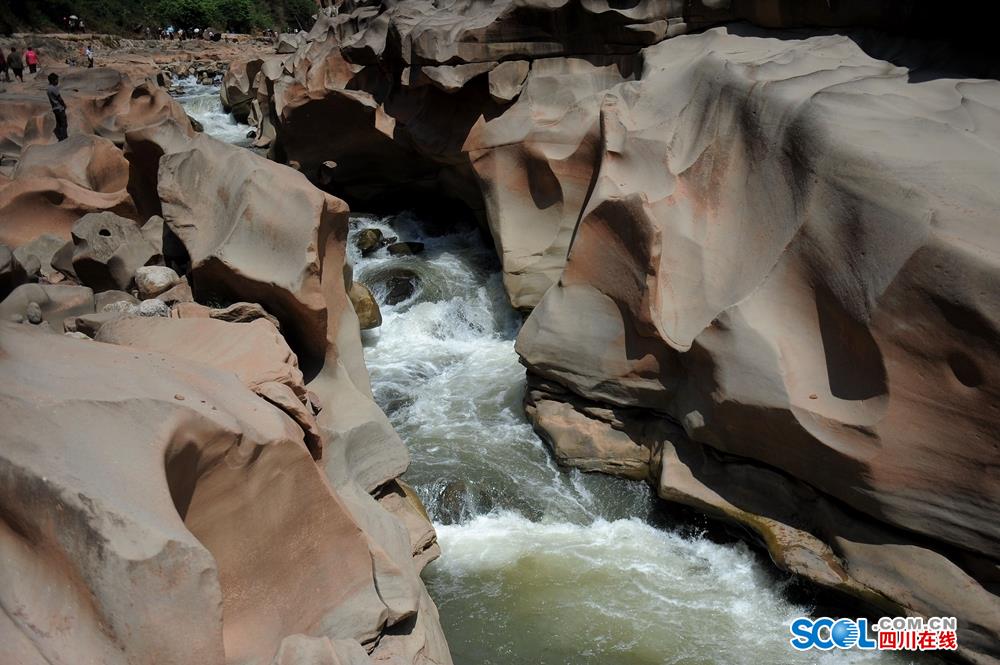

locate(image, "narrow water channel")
[[172, 76, 251, 145], [179, 91, 927, 665]]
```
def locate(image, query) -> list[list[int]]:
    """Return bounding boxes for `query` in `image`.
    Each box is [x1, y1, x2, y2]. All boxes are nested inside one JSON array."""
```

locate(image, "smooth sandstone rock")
[[13, 234, 66, 282], [157, 279, 194, 306], [97, 316, 323, 458], [134, 265, 181, 299], [210, 301, 282, 329], [126, 124, 346, 368], [64, 310, 133, 337], [0, 68, 192, 165], [0, 125, 161, 247], [0, 283, 94, 330], [513, 27, 1000, 662], [120, 121, 450, 665], [70, 212, 160, 291], [0, 321, 421, 665], [270, 635, 372, 665]]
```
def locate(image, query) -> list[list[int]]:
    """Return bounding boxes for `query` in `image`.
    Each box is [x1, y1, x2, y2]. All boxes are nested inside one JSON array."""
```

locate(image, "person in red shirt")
[[25, 47, 38, 74]]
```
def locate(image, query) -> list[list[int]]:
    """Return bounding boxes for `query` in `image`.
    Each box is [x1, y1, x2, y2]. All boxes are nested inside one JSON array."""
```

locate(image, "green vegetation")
[[1, 0, 317, 35]]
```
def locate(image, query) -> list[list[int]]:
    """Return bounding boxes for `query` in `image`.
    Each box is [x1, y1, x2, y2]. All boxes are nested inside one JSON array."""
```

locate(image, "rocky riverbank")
[[225, 2, 999, 663], [0, 48, 450, 665]]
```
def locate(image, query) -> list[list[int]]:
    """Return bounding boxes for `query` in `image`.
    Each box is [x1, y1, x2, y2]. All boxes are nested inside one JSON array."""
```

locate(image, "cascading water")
[[348, 212, 929, 665], [175, 90, 931, 665], [172, 76, 251, 145]]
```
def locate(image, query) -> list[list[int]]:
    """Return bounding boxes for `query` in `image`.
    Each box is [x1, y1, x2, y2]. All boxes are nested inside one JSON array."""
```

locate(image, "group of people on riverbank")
[[1, 44, 93, 82], [1, 44, 85, 144], [141, 25, 222, 41], [0, 46, 40, 82]]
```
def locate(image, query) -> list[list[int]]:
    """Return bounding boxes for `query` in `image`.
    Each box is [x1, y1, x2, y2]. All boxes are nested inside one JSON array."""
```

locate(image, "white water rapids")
[[172, 76, 251, 145], [178, 89, 933, 665]]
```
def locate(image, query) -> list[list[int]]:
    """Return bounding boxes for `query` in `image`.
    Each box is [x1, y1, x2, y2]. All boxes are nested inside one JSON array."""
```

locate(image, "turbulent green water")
[[349, 213, 928, 665]]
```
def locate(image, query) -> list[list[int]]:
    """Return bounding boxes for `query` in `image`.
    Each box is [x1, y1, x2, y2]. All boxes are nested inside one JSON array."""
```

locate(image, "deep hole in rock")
[[164, 441, 201, 521], [948, 351, 983, 388], [814, 287, 888, 402]]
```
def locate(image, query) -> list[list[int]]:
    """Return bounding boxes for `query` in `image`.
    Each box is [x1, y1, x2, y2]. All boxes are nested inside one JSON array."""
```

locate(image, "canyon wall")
[[232, 2, 1000, 662]]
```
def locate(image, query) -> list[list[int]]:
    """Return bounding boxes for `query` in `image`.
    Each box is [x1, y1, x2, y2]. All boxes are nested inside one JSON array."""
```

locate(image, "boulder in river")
[[354, 228, 384, 256], [387, 241, 425, 256], [383, 270, 419, 306], [349, 281, 382, 330], [0, 134, 140, 248]]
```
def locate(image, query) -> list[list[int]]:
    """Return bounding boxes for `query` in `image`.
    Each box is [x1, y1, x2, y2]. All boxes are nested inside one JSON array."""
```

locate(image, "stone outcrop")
[[513, 27, 1000, 664], [0, 135, 140, 247], [0, 320, 424, 665], [1, 117, 450, 664], [69, 211, 161, 291]]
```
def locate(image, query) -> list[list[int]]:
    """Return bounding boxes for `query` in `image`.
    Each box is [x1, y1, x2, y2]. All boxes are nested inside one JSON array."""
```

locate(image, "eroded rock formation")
[[0, 71, 195, 248], [512, 27, 1000, 665], [227, 0, 996, 309], [1, 70, 450, 661], [235, 3, 1000, 662]]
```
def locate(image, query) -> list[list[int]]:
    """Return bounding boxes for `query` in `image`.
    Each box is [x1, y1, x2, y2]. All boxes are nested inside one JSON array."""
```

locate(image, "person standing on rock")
[[47, 73, 68, 142], [0, 49, 8, 82], [84, 45, 94, 68], [25, 47, 38, 74], [8, 48, 24, 82]]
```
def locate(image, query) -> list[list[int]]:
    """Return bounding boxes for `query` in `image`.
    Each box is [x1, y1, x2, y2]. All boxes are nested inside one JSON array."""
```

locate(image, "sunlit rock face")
[[515, 28, 1000, 663], [0, 115, 450, 665], [230, 0, 980, 309]]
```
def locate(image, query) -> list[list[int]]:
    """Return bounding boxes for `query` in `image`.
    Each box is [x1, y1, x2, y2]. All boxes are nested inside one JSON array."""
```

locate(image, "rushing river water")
[[180, 90, 929, 665], [172, 76, 252, 145]]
